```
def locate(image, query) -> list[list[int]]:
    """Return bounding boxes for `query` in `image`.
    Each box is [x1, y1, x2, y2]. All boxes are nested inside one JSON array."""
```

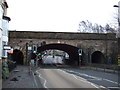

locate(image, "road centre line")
[[57, 69, 100, 89], [59, 69, 119, 90], [57, 69, 88, 82], [63, 69, 119, 85], [107, 87, 120, 89], [103, 79, 119, 85], [99, 85, 107, 88], [64, 69, 101, 80]]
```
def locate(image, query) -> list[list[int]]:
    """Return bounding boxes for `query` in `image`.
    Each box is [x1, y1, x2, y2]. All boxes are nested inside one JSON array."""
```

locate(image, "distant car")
[[65, 53, 69, 59]]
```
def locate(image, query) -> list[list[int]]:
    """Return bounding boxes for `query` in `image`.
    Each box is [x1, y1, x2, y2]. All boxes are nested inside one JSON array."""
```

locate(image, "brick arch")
[[12, 49, 24, 65], [37, 43, 80, 66], [91, 51, 106, 64]]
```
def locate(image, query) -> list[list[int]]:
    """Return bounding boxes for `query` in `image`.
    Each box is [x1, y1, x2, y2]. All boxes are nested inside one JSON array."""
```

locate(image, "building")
[[0, 0, 10, 88], [0, 0, 11, 60]]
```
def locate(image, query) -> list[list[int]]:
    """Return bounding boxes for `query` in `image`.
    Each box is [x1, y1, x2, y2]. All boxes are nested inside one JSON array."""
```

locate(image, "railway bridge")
[[9, 31, 118, 66]]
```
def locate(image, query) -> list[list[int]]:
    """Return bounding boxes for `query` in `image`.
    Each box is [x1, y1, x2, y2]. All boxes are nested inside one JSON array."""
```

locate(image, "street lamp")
[[113, 5, 119, 7], [114, 2, 120, 88], [113, 2, 120, 38]]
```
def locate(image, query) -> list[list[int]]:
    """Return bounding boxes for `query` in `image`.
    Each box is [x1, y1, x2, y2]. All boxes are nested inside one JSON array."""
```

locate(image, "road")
[[33, 56, 120, 89], [36, 67, 99, 88], [42, 55, 63, 64], [34, 66, 119, 89]]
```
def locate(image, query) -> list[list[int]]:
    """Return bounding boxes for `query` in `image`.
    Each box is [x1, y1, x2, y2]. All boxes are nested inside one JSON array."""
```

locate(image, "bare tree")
[[109, 9, 119, 37], [78, 20, 105, 33], [78, 20, 93, 33], [78, 19, 118, 34], [105, 24, 117, 33]]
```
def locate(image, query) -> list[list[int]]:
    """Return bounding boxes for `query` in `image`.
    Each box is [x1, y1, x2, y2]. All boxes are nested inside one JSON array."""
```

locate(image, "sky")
[[7, 0, 119, 32]]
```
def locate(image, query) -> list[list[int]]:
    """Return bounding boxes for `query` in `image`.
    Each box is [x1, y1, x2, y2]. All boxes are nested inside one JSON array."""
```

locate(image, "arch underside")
[[91, 51, 106, 64], [12, 49, 24, 65], [37, 43, 80, 66]]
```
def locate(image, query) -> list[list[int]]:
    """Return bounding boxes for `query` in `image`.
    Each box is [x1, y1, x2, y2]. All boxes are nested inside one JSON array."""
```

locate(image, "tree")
[[78, 20, 93, 33], [108, 8, 119, 37], [105, 24, 117, 33], [78, 20, 105, 33], [78, 20, 117, 34], [93, 23, 104, 33]]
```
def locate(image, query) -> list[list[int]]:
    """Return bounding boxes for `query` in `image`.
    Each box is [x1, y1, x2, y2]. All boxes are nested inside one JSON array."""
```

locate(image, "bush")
[[2, 61, 9, 79], [7, 60, 16, 72]]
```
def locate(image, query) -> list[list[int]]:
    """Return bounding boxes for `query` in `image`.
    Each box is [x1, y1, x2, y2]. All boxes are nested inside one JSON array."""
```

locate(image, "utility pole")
[[117, 2, 120, 88], [114, 1, 120, 88]]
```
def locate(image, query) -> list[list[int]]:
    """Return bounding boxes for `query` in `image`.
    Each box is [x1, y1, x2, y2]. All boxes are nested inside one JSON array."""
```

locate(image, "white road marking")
[[35, 68, 119, 89], [99, 85, 110, 90], [103, 79, 119, 85], [58, 69, 87, 82], [90, 83, 100, 89], [36, 70, 49, 89], [60, 69, 120, 90], [107, 87, 120, 89], [64, 69, 102, 80], [99, 85, 106, 88], [32, 71, 38, 88], [64, 69, 119, 85], [57, 69, 100, 89]]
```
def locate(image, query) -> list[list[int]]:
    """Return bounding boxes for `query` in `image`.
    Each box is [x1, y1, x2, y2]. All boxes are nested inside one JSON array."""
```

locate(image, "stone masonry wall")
[[9, 31, 118, 65]]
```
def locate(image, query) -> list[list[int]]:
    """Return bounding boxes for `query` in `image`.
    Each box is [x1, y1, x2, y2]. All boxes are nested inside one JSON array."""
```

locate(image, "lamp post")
[[113, 2, 120, 38], [114, 2, 120, 88]]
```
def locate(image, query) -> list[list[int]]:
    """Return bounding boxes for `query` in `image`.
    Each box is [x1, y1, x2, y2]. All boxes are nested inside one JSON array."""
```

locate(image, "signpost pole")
[[78, 49, 82, 66], [118, 1, 120, 88]]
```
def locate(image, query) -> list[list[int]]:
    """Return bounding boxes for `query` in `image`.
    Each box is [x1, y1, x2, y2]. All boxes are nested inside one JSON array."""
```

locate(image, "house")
[[0, 0, 11, 59]]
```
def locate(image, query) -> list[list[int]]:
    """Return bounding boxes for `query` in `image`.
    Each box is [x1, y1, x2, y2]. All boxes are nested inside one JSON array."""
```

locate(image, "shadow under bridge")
[[37, 43, 81, 66]]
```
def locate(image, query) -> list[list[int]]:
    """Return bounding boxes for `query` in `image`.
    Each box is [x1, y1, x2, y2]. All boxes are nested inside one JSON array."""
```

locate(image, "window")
[[2, 41, 7, 57], [2, 19, 8, 36], [0, 6, 3, 30]]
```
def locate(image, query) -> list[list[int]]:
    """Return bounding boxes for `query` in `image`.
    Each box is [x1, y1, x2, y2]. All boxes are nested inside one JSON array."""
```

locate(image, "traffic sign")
[[3, 45, 11, 50], [78, 49, 82, 56]]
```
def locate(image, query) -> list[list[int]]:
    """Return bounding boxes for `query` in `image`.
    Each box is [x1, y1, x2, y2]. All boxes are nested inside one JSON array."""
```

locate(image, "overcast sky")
[[7, 0, 119, 32]]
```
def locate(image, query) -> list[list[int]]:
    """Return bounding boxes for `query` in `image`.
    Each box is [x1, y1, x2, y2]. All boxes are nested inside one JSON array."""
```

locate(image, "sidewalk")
[[2, 65, 41, 89]]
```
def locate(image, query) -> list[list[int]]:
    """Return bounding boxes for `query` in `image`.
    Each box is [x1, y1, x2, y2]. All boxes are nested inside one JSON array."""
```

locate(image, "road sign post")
[[78, 49, 82, 66], [118, 38, 120, 88]]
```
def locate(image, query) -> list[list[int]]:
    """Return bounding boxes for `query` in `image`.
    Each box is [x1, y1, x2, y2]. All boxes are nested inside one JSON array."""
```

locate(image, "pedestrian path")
[[2, 65, 41, 89]]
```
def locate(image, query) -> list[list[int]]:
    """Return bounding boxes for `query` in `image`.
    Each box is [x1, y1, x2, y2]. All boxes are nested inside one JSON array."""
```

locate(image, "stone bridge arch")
[[91, 51, 106, 64], [90, 47, 107, 64], [12, 49, 24, 65], [37, 43, 81, 66]]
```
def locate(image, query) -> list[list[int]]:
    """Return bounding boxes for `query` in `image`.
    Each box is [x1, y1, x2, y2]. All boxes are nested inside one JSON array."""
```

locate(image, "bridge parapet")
[[9, 31, 116, 40]]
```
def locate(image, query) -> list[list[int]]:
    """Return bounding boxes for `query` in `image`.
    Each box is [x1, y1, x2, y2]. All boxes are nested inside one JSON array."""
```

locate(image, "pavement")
[[2, 65, 43, 89]]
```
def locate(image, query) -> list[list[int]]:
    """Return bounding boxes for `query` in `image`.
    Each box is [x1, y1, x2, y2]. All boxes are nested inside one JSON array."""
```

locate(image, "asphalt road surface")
[[34, 66, 120, 89], [33, 56, 120, 89], [36, 67, 99, 88], [42, 55, 63, 64]]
